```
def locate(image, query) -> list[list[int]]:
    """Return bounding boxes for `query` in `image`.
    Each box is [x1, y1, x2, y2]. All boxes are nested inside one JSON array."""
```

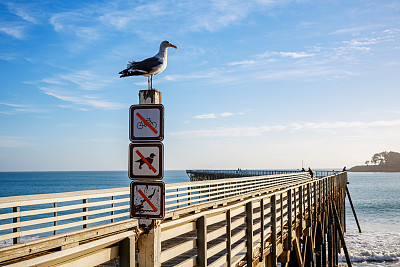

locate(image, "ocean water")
[[0, 170, 189, 197], [0, 171, 399, 266], [340, 172, 400, 266], [0, 170, 190, 247]]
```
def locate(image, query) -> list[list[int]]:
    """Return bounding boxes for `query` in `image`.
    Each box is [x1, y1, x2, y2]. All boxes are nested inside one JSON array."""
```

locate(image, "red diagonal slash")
[[135, 150, 157, 173], [136, 112, 158, 134], [138, 189, 158, 212]]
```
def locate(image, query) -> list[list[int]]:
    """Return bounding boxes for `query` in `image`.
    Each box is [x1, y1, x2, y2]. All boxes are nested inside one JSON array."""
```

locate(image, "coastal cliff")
[[349, 164, 400, 172], [349, 151, 400, 172]]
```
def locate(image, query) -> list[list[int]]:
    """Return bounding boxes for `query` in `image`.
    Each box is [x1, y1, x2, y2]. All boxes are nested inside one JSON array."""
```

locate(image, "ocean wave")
[[339, 231, 400, 263]]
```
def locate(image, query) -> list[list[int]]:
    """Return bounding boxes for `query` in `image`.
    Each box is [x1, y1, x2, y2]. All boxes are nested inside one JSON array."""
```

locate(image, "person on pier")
[[308, 167, 314, 179]]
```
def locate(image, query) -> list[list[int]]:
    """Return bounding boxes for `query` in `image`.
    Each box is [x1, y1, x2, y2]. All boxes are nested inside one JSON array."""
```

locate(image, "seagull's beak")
[[171, 44, 177, 49]]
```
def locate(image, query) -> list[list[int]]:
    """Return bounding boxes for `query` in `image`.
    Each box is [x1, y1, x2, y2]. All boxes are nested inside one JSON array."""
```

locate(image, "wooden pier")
[[0, 171, 350, 267]]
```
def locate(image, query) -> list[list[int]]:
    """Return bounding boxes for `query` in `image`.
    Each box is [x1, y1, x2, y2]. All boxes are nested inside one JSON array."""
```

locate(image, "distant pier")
[[187, 169, 339, 181]]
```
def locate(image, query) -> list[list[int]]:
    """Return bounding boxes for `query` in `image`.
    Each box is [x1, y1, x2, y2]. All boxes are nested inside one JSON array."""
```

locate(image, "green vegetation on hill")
[[350, 151, 400, 172]]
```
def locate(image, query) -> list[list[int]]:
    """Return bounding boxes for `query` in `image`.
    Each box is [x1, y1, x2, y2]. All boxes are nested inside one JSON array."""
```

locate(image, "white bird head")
[[161, 40, 177, 49]]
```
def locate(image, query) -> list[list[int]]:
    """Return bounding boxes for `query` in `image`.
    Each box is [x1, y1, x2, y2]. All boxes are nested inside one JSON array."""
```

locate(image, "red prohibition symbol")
[[136, 111, 158, 134], [138, 189, 158, 212], [135, 149, 157, 173]]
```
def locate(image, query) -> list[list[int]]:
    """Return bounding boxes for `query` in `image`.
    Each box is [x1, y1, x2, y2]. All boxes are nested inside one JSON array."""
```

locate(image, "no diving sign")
[[129, 142, 164, 180], [131, 181, 165, 219], [130, 104, 164, 141]]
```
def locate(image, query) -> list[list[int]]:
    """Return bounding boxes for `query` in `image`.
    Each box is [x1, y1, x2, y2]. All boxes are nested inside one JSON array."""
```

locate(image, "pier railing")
[[0, 187, 131, 246], [160, 172, 347, 266], [186, 170, 301, 181], [165, 172, 310, 213], [0, 172, 311, 246], [0, 171, 347, 266], [187, 169, 339, 180]]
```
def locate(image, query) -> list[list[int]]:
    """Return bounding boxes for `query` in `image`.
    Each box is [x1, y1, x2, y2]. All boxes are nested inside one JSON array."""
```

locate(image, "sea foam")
[[339, 231, 400, 265]]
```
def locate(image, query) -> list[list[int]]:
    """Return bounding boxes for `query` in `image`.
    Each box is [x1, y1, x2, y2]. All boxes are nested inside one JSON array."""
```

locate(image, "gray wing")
[[119, 56, 162, 77]]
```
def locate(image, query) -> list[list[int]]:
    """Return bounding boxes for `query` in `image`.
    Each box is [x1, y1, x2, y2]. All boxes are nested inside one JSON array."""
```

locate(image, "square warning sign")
[[130, 181, 165, 219], [128, 142, 164, 180], [130, 104, 164, 141]]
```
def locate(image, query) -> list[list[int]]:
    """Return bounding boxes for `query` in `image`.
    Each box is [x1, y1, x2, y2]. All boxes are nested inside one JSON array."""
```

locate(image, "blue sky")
[[1, 0, 400, 171]]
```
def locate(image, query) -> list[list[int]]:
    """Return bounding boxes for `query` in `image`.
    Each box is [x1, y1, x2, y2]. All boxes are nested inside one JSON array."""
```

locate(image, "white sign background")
[[133, 108, 161, 138], [132, 146, 160, 176], [132, 184, 163, 216]]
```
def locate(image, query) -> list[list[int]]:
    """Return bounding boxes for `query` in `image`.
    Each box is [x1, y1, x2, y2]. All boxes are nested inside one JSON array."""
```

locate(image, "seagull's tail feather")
[[119, 68, 129, 77], [127, 60, 137, 67], [119, 68, 148, 78]]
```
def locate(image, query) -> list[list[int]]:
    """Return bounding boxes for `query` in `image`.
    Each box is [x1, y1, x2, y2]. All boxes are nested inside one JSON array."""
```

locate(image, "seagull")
[[119, 41, 177, 90]]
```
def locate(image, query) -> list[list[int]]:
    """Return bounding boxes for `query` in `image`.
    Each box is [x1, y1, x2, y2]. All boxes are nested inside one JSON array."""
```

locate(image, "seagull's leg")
[[147, 76, 151, 90], [150, 75, 153, 90], [150, 75, 158, 91]]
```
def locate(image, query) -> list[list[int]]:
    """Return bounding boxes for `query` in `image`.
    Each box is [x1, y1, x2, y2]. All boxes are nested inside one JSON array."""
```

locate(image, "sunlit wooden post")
[[246, 201, 254, 267], [287, 189, 293, 251], [260, 198, 265, 262], [120, 235, 136, 267], [197, 215, 207, 267], [137, 219, 162, 267], [227, 209, 232, 265], [271, 195, 277, 266]]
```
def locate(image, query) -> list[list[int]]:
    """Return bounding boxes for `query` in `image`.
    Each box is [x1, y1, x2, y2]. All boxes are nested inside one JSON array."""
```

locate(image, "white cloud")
[[50, 12, 101, 41], [34, 70, 124, 110], [56, 105, 89, 111], [220, 112, 235, 117], [98, 2, 172, 30], [334, 29, 398, 56], [191, 0, 251, 32], [255, 67, 355, 80], [0, 102, 25, 108], [259, 51, 316, 59], [220, 27, 400, 84], [0, 2, 42, 39], [164, 72, 217, 81], [46, 0, 285, 43], [194, 114, 218, 119], [40, 87, 123, 110], [194, 111, 241, 119], [227, 60, 257, 66], [0, 23, 25, 39], [172, 119, 400, 138], [0, 53, 16, 61], [0, 102, 47, 114], [4, 2, 39, 24], [0, 136, 31, 148], [331, 26, 373, 35], [279, 52, 316, 58], [58, 71, 109, 91]]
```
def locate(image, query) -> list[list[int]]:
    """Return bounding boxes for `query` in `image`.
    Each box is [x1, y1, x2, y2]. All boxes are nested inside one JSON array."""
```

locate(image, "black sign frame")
[[128, 142, 164, 180], [130, 180, 165, 219], [129, 104, 164, 142]]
